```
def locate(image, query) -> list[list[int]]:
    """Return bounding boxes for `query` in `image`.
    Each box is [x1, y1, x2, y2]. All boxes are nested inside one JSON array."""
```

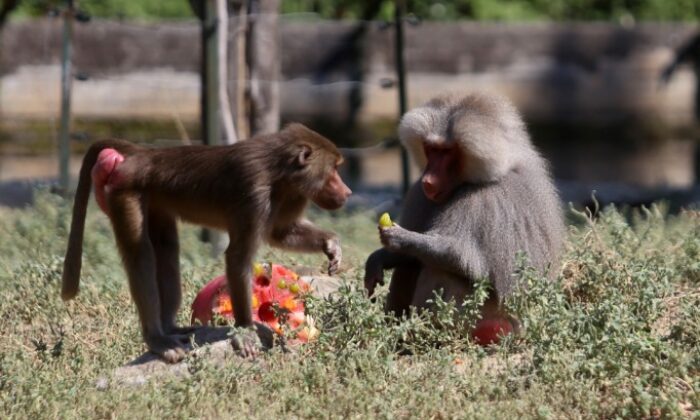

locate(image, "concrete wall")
[[1, 19, 699, 189], [0, 19, 696, 124]]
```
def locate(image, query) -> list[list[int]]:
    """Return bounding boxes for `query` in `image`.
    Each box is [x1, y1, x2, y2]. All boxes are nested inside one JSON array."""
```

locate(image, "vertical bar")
[[217, 0, 238, 144], [199, 0, 209, 243], [203, 0, 221, 146], [58, 0, 74, 193], [200, 1, 207, 144], [394, 0, 410, 195], [201, 0, 226, 252]]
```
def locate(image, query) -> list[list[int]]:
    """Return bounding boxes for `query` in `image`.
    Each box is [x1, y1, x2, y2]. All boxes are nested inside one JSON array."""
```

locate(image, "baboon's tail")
[[61, 139, 132, 300]]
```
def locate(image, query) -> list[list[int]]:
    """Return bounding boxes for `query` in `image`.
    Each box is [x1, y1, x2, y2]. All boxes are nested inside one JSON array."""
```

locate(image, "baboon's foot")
[[147, 335, 189, 363], [230, 323, 275, 358]]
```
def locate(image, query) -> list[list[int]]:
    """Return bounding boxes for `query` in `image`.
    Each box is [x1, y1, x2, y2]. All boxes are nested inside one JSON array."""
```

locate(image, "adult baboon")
[[365, 93, 564, 340]]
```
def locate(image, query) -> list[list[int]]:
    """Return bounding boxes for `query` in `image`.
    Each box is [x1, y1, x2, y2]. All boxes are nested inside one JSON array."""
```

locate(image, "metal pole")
[[202, 0, 221, 147], [199, 1, 206, 144], [58, 0, 74, 193], [394, 0, 410, 195], [201, 0, 226, 252]]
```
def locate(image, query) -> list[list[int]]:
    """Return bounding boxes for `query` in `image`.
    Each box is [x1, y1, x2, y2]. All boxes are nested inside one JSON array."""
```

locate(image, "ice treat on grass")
[[190, 263, 318, 342]]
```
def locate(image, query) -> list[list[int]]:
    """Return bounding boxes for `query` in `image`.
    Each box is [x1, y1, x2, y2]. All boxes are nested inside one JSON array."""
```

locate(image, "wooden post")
[[230, 0, 249, 140], [58, 0, 74, 194], [394, 0, 410, 195], [217, 0, 238, 144]]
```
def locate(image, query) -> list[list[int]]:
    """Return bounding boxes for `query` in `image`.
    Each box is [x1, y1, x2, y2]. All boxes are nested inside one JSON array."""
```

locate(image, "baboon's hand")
[[379, 224, 410, 253], [323, 237, 342, 275], [364, 250, 385, 297]]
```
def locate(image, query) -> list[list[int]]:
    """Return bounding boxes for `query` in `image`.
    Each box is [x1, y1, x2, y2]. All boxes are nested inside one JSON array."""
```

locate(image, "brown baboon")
[[62, 123, 351, 361], [365, 93, 564, 339]]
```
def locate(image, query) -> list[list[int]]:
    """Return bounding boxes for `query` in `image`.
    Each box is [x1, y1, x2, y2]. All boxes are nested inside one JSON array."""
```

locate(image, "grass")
[[0, 191, 699, 418]]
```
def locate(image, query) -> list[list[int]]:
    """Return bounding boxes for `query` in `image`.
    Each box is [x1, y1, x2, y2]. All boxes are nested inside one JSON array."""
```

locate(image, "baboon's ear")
[[297, 144, 313, 166]]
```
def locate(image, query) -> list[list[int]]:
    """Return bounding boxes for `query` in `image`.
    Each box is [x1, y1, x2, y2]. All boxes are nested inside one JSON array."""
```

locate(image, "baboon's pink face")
[[312, 166, 352, 210], [421, 143, 463, 203]]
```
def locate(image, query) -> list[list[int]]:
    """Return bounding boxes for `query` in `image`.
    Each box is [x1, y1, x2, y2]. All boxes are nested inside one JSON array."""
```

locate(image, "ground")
[[0, 191, 699, 418]]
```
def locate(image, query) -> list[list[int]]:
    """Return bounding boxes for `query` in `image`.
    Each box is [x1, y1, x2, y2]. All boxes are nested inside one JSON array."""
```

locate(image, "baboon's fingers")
[[365, 275, 380, 297], [328, 258, 340, 275], [323, 238, 342, 276]]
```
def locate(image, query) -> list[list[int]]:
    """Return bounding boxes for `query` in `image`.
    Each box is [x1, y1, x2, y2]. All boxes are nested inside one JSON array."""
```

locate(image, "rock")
[[107, 326, 231, 388], [303, 273, 345, 298]]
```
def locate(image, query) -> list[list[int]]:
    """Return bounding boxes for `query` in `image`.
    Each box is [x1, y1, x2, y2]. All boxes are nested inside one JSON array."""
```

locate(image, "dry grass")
[[1, 191, 699, 418]]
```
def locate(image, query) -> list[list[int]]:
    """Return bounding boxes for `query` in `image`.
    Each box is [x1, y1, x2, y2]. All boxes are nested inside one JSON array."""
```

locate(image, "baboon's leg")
[[108, 193, 186, 362], [148, 210, 192, 335], [225, 225, 257, 328], [385, 265, 420, 317], [225, 223, 270, 357]]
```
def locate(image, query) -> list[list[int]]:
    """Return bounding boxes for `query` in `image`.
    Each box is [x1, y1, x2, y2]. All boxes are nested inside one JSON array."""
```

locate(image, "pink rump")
[[91, 148, 125, 215]]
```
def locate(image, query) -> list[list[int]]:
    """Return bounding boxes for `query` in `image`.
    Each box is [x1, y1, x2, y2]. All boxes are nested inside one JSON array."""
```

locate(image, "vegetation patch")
[[0, 191, 698, 418]]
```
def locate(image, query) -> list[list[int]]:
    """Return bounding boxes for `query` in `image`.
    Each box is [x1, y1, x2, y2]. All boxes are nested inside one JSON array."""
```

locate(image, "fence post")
[[58, 0, 74, 194], [202, 0, 221, 148], [201, 0, 227, 253], [394, 0, 410, 195]]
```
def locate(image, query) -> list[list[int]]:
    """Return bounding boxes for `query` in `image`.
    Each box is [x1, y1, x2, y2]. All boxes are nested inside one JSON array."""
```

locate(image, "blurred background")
[[1, 0, 700, 210]]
